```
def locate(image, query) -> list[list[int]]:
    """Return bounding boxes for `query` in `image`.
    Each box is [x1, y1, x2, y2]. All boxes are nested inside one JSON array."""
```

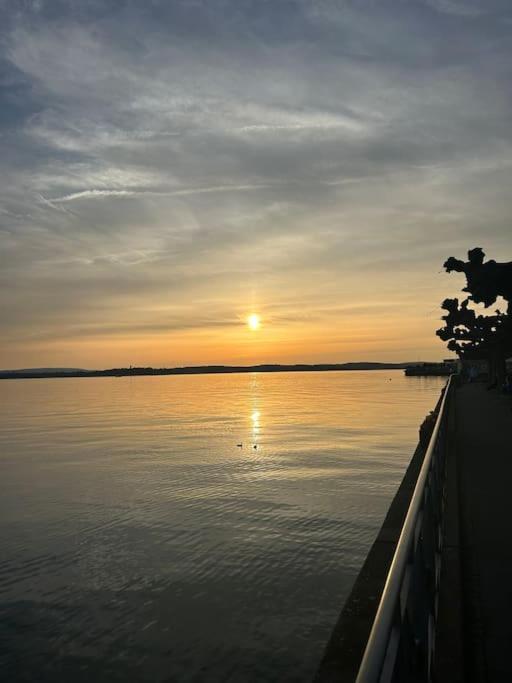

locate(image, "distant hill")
[[0, 368, 86, 375], [0, 362, 428, 380]]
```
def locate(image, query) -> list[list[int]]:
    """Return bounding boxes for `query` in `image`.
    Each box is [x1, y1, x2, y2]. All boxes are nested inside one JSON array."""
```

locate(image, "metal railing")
[[355, 375, 454, 683]]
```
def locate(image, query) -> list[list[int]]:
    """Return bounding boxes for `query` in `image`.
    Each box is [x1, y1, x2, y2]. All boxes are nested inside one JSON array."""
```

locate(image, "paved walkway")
[[456, 383, 512, 682]]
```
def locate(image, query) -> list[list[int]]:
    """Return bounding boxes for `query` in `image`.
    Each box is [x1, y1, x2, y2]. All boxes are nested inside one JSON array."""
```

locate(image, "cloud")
[[47, 184, 273, 203], [1, 0, 512, 365], [422, 0, 487, 17]]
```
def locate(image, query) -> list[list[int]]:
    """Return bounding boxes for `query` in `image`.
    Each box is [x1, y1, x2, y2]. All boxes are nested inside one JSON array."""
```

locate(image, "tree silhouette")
[[438, 248, 512, 385], [444, 247, 512, 313], [436, 297, 507, 355]]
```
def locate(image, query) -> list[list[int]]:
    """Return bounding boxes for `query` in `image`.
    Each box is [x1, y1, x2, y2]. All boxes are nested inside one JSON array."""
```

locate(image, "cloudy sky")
[[1, 0, 512, 369]]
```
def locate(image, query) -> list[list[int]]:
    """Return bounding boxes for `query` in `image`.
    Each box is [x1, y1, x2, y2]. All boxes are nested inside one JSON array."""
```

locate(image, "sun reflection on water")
[[251, 409, 260, 445]]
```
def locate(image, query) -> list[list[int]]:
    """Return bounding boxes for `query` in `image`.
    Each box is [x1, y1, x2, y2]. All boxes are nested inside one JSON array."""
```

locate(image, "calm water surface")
[[0, 370, 445, 682]]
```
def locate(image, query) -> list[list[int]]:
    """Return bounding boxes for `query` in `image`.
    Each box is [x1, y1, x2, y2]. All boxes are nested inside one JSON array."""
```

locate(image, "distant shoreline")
[[0, 362, 423, 380]]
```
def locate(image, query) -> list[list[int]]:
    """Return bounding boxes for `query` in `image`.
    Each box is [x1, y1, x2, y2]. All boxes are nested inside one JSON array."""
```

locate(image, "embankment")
[[314, 384, 463, 682]]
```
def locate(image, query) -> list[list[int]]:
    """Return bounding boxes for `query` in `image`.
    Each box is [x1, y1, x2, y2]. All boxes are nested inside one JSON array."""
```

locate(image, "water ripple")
[[0, 371, 445, 681]]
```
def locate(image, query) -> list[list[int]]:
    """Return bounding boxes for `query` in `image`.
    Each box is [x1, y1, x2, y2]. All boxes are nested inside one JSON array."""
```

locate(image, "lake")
[[0, 370, 445, 682]]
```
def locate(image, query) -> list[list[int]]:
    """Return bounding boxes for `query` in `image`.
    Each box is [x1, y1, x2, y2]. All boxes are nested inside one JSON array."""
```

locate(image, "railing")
[[355, 375, 454, 683]]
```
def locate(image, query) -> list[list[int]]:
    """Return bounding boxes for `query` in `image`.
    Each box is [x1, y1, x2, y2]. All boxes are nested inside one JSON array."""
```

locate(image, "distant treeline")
[[0, 362, 414, 380]]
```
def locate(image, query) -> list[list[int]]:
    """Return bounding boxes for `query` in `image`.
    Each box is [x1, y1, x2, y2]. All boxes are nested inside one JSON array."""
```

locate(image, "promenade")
[[456, 382, 512, 682]]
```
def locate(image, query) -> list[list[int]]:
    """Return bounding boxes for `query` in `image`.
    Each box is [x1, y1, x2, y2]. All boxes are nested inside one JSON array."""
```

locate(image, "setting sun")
[[247, 314, 261, 331]]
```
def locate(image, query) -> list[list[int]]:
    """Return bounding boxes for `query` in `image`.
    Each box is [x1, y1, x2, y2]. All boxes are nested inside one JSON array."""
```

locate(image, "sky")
[[1, 0, 512, 369]]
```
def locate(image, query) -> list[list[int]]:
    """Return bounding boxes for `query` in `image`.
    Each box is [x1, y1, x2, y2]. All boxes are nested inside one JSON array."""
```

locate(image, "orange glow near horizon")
[[1, 263, 461, 369], [7, 298, 451, 370]]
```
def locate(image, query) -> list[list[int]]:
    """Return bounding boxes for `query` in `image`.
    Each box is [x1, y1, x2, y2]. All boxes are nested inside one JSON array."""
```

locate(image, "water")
[[0, 370, 445, 682]]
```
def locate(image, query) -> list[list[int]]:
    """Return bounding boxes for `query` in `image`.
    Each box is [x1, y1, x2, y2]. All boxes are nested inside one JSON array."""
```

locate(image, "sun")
[[247, 314, 261, 331]]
